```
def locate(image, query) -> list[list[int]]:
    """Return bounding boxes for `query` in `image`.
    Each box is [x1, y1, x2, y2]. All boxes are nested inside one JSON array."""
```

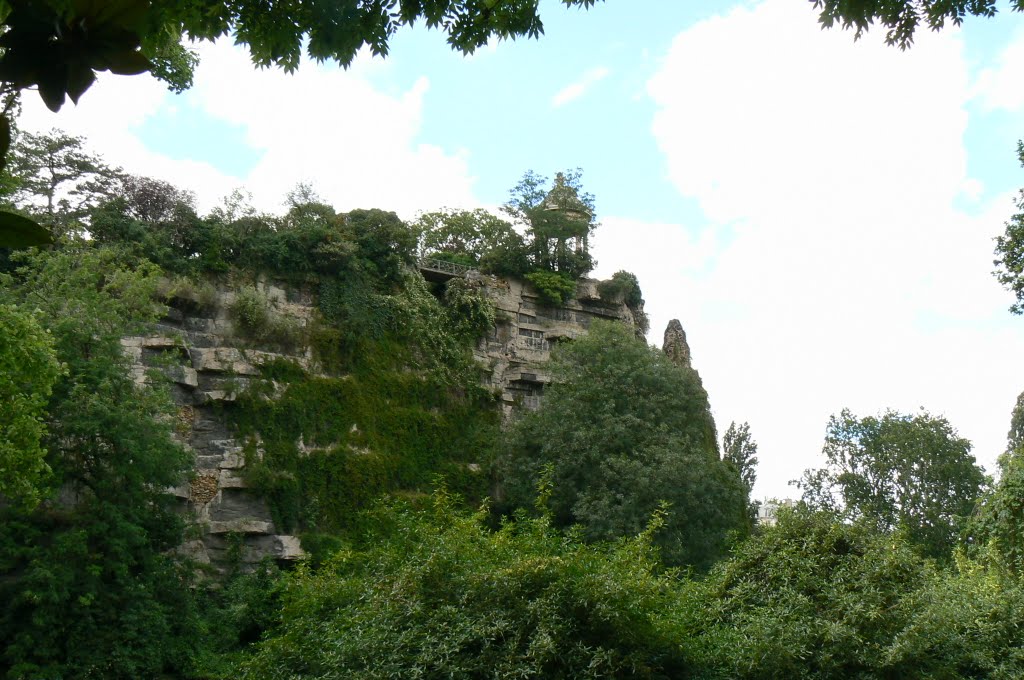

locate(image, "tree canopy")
[[503, 168, 597, 280], [235, 492, 693, 679], [722, 420, 758, 525], [0, 244, 198, 677], [416, 207, 522, 270], [497, 319, 746, 569], [3, 129, 122, 235], [814, 0, 1024, 49], [723, 420, 758, 496], [0, 302, 62, 508], [797, 408, 986, 559], [0, 0, 604, 116]]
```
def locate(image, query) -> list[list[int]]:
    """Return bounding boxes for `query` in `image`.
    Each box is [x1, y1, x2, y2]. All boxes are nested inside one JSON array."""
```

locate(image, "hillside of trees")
[[0, 128, 1023, 678]]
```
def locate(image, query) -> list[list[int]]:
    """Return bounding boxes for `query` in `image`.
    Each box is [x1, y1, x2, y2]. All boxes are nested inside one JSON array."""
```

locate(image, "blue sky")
[[19, 0, 1024, 499]]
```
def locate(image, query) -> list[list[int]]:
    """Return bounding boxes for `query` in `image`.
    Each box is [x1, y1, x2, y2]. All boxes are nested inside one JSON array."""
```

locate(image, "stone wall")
[[125, 271, 641, 570]]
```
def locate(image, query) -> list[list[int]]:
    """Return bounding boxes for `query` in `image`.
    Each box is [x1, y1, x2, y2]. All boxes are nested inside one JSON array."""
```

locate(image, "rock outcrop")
[[662, 319, 692, 368]]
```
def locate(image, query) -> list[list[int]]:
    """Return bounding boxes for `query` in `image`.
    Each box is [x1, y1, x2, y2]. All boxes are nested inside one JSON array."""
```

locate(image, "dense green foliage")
[[722, 421, 758, 495], [798, 408, 986, 560], [230, 363, 497, 536], [498, 320, 746, 569], [416, 207, 522, 269], [722, 421, 758, 526], [234, 491, 694, 679], [0, 302, 61, 508], [690, 510, 1024, 679], [3, 128, 1023, 679], [597, 269, 644, 309], [968, 392, 1024, 574], [695, 510, 932, 678], [971, 449, 1024, 573], [596, 269, 648, 333], [90, 183, 419, 283], [0, 244, 198, 679], [224, 495, 1024, 680], [524, 268, 577, 306], [415, 170, 618, 305], [504, 168, 597, 279]]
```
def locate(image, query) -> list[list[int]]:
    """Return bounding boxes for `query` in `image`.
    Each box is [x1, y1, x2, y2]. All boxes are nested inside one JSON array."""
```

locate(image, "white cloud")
[[183, 41, 479, 216], [641, 0, 1024, 499], [972, 26, 1024, 112], [18, 70, 241, 209], [551, 66, 610, 107], [18, 40, 480, 217]]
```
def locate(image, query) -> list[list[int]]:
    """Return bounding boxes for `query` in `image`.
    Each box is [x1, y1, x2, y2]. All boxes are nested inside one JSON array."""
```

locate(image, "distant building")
[[756, 498, 796, 527]]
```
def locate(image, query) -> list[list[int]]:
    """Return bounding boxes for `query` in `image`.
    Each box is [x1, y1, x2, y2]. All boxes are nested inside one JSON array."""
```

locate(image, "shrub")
[[443, 277, 496, 342], [234, 494, 695, 679], [159, 275, 220, 315], [597, 270, 644, 308], [524, 269, 577, 306], [228, 285, 305, 349], [229, 286, 270, 336]]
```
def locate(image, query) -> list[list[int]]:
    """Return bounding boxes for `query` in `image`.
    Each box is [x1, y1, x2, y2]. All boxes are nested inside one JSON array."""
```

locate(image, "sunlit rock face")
[[662, 319, 692, 369]]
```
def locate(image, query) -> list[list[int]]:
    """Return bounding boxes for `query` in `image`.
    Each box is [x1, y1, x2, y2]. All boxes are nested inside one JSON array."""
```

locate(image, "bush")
[[228, 285, 305, 349], [524, 269, 577, 306], [178, 276, 219, 313], [234, 494, 695, 679], [443, 277, 496, 342], [597, 270, 644, 308], [229, 286, 270, 336], [692, 510, 931, 678], [343, 209, 418, 288]]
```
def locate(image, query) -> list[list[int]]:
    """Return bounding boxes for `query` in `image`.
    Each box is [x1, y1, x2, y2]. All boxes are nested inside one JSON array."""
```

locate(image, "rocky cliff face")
[[122, 278, 314, 572], [125, 271, 641, 570], [473, 274, 642, 417]]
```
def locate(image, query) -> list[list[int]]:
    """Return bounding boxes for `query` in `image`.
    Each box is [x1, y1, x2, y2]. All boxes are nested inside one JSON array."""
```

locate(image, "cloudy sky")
[[20, 0, 1024, 500]]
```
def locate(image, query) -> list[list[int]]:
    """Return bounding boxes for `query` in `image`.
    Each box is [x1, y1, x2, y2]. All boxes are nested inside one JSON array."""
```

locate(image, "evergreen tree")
[[5, 130, 122, 236], [723, 420, 759, 527]]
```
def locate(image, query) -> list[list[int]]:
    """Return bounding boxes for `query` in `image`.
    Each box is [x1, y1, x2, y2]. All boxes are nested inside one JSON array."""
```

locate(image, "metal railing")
[[418, 257, 476, 278]]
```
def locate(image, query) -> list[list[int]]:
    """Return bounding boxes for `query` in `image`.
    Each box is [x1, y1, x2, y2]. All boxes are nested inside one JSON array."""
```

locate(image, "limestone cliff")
[[122, 278, 315, 571], [474, 274, 642, 416], [124, 270, 641, 570]]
